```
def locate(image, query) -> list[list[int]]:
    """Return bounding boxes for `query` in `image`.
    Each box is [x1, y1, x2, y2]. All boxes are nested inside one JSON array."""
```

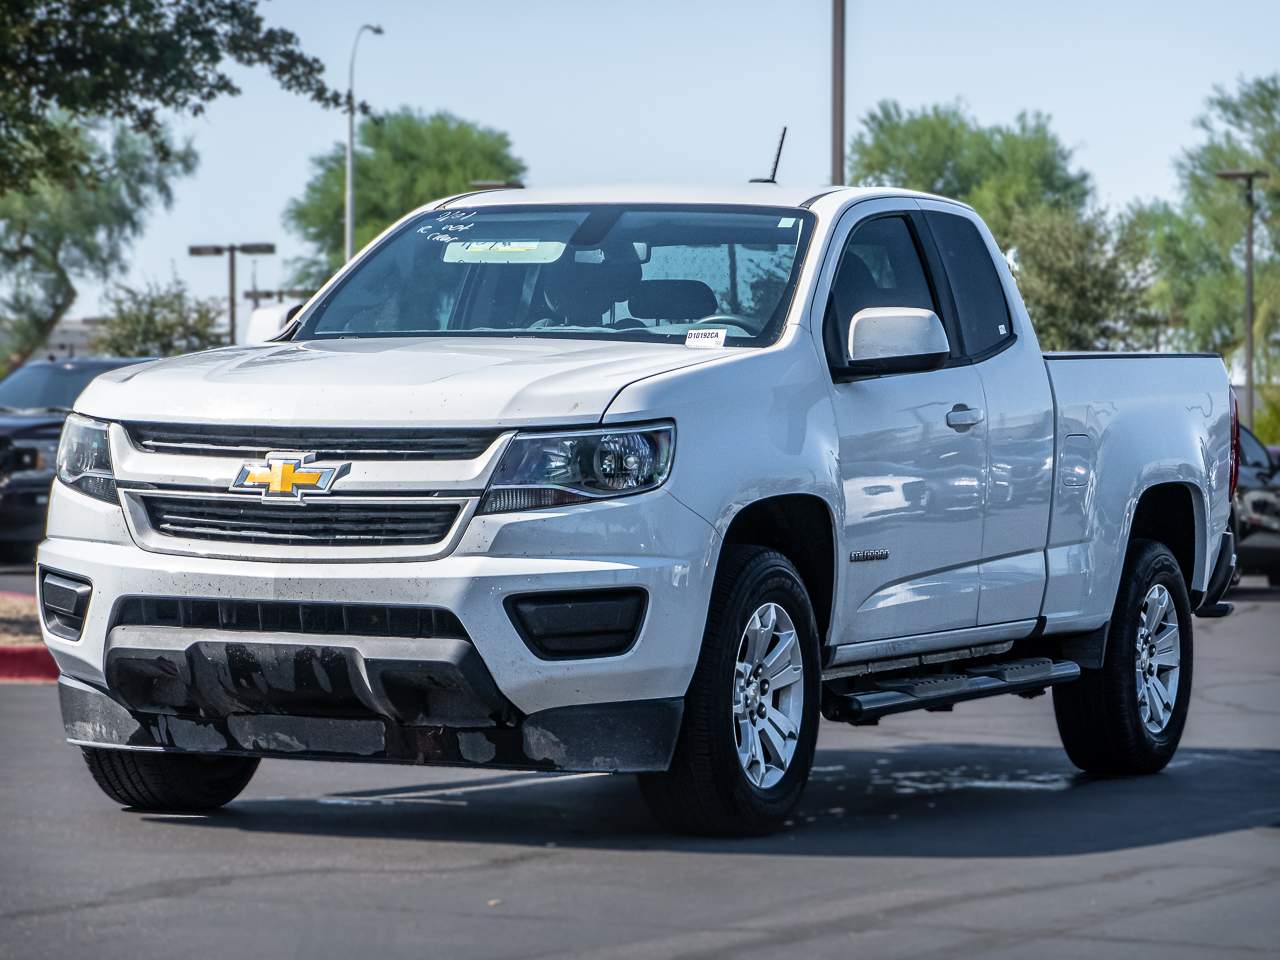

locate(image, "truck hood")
[[75, 337, 724, 427]]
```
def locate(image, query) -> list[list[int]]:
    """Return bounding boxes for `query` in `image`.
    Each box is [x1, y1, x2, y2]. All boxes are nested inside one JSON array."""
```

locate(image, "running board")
[[823, 658, 1081, 725]]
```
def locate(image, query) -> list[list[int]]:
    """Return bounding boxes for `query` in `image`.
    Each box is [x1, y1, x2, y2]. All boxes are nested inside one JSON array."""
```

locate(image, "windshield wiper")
[[23, 405, 73, 414]]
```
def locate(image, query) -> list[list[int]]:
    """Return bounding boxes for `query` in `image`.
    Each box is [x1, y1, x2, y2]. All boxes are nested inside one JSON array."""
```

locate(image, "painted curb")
[[0, 645, 57, 682]]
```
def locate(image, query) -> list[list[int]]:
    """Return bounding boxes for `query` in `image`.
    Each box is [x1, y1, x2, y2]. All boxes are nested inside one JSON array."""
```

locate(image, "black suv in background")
[[1236, 424, 1280, 586], [0, 358, 141, 559]]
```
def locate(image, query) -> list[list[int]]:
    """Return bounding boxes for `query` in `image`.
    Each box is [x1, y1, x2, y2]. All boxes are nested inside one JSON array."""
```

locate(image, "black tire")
[[1053, 539, 1193, 775], [82, 747, 259, 811], [638, 545, 821, 835]]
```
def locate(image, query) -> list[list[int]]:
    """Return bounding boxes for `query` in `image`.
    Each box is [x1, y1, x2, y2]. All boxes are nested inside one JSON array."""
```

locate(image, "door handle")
[[946, 404, 985, 430]]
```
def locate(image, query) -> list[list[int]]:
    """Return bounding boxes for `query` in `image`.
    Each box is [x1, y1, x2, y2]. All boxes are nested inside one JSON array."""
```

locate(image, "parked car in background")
[[0, 358, 142, 558], [1236, 424, 1280, 585]]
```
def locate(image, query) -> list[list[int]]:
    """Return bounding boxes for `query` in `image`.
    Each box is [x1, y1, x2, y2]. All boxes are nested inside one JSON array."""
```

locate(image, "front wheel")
[[82, 747, 259, 811], [638, 546, 820, 835], [1053, 539, 1193, 775]]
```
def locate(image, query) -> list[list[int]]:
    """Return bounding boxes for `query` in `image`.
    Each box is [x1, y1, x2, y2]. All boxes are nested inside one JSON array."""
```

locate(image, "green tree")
[[1, 0, 343, 194], [847, 100, 1137, 350], [285, 109, 526, 285], [0, 122, 196, 374], [91, 277, 225, 357], [1133, 75, 1279, 405], [848, 101, 1091, 238]]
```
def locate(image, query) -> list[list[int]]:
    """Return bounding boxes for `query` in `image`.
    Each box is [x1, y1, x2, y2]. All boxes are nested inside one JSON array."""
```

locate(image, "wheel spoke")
[[1146, 679, 1165, 725], [746, 723, 764, 779], [1149, 675, 1174, 709], [762, 627, 796, 674], [764, 705, 798, 741], [758, 715, 789, 765], [768, 660, 803, 690], [736, 717, 751, 763], [744, 611, 771, 663]]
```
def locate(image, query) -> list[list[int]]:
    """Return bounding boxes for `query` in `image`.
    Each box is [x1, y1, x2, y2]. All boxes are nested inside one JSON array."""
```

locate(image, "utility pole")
[[346, 23, 384, 263], [831, 0, 845, 186], [1216, 169, 1270, 428], [189, 243, 277, 342]]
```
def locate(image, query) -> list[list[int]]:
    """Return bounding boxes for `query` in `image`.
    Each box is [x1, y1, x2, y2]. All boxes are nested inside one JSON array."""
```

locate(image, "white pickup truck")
[[40, 185, 1238, 835]]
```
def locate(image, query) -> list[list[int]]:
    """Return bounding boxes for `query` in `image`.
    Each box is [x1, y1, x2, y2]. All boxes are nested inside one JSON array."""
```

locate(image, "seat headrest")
[[628, 280, 718, 321]]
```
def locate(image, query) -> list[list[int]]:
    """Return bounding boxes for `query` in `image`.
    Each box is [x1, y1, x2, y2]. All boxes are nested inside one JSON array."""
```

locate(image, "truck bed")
[[1040, 352, 1233, 632]]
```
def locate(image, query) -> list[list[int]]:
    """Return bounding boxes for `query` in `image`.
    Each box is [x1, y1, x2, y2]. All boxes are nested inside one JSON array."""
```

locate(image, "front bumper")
[[39, 480, 718, 768], [59, 674, 684, 772]]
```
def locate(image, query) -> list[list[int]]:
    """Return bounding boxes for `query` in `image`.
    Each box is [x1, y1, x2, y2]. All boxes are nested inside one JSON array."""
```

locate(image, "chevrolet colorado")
[[40, 185, 1238, 835]]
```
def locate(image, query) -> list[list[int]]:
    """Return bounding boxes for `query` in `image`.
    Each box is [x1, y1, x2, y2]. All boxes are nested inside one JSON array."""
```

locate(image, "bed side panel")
[[1041, 355, 1230, 632]]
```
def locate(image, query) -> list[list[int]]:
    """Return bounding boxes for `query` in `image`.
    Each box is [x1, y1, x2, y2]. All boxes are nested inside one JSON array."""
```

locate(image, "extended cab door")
[[822, 203, 987, 642], [919, 203, 1055, 626]]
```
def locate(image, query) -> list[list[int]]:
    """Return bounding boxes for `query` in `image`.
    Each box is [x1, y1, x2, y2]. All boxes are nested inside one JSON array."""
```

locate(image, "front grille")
[[124, 422, 501, 461], [114, 596, 467, 639], [141, 495, 461, 546]]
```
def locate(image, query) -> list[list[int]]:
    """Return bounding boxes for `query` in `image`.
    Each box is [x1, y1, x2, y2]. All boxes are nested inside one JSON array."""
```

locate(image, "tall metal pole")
[[345, 24, 383, 263], [228, 245, 237, 344], [1245, 178, 1256, 428], [1217, 169, 1270, 429], [831, 0, 845, 185]]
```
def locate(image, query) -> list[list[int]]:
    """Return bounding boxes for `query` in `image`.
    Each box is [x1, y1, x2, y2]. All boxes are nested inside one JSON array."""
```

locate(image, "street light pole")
[[189, 243, 277, 342], [831, 0, 845, 185], [1217, 169, 1270, 428], [346, 23, 384, 263]]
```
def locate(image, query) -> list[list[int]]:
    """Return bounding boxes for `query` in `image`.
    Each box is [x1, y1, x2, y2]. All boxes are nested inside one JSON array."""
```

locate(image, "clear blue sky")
[[80, 0, 1280, 317]]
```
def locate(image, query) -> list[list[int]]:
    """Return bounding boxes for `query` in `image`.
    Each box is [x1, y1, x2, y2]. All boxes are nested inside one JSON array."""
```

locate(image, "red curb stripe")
[[0, 645, 57, 682]]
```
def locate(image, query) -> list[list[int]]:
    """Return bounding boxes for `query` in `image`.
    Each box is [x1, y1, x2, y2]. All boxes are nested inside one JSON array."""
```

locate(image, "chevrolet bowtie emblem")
[[230, 453, 342, 502]]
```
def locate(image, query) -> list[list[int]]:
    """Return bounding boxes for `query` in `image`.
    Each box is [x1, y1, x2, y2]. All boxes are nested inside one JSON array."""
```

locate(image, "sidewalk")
[[0, 591, 55, 681]]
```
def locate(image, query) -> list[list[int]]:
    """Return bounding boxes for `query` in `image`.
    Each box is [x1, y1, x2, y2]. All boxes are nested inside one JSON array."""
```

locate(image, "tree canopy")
[[91, 277, 226, 357], [285, 108, 526, 285], [1135, 75, 1279, 358], [1, 0, 342, 193], [847, 100, 1135, 350], [0, 123, 196, 374]]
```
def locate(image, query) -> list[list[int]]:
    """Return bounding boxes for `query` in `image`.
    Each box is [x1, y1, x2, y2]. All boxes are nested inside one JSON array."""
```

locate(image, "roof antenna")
[[750, 126, 787, 184]]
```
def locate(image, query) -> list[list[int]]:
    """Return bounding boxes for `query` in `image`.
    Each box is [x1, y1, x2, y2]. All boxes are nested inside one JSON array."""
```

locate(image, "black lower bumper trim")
[[1195, 530, 1236, 617], [58, 676, 683, 773]]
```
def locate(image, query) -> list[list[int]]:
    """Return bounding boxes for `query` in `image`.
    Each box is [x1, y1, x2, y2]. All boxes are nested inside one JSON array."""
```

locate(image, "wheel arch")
[[1126, 481, 1205, 594], [718, 494, 838, 644]]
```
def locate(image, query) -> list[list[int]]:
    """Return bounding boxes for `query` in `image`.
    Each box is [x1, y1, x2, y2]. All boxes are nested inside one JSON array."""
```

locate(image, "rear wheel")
[[1053, 539, 1193, 774], [82, 747, 259, 811], [638, 546, 820, 835]]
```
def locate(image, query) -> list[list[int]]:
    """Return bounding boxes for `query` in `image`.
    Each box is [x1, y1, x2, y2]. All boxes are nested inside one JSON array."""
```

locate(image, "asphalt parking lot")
[[1, 584, 1277, 960], [0, 562, 34, 597]]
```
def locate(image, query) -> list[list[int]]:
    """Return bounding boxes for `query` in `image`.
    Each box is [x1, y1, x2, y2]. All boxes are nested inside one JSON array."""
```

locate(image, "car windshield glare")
[[294, 204, 816, 348]]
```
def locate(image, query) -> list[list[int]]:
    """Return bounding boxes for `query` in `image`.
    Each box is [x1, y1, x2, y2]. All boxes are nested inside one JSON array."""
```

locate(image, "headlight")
[[56, 414, 117, 503], [479, 423, 674, 514]]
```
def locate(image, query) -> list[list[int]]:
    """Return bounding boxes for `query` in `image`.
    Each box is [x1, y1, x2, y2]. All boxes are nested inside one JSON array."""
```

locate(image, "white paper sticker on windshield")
[[685, 328, 726, 349]]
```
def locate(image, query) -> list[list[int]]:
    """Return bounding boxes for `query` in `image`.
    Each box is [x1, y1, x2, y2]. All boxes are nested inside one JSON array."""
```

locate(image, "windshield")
[[294, 204, 816, 347], [0, 363, 125, 412]]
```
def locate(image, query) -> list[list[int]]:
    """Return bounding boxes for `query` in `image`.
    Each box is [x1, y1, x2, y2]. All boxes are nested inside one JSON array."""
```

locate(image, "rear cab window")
[[925, 211, 1014, 360]]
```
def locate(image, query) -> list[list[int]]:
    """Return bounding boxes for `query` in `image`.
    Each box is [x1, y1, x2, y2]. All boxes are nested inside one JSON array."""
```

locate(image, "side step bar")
[[823, 658, 1081, 725]]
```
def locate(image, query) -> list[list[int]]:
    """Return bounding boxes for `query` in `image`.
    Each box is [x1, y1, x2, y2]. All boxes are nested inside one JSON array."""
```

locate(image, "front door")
[[826, 212, 987, 642]]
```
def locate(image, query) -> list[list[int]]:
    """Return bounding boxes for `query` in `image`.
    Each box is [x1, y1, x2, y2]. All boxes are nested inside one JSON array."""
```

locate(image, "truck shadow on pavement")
[[159, 743, 1280, 857]]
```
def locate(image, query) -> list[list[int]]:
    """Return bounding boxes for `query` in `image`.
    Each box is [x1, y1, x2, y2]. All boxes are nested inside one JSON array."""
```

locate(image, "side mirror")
[[841, 307, 950, 378]]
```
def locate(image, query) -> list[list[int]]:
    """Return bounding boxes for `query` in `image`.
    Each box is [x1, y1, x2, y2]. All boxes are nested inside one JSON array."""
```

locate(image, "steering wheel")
[[690, 315, 753, 336]]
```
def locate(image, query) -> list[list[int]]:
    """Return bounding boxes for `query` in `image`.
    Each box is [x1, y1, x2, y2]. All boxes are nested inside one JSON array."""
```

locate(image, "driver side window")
[[824, 215, 936, 362]]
